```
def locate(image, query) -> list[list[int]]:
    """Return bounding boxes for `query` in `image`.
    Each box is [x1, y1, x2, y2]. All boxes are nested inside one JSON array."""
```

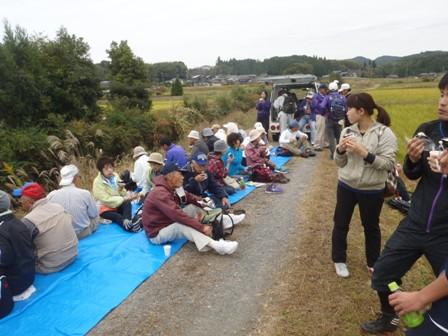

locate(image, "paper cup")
[[163, 244, 171, 257], [429, 150, 442, 172]]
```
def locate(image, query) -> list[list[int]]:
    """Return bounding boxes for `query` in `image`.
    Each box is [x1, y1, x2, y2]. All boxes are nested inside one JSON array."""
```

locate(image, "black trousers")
[[100, 200, 133, 227], [372, 217, 448, 293], [332, 184, 384, 267]]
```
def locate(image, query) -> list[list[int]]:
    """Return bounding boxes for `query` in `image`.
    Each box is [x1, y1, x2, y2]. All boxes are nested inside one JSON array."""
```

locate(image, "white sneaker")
[[222, 214, 246, 229], [213, 239, 238, 255], [334, 263, 350, 278]]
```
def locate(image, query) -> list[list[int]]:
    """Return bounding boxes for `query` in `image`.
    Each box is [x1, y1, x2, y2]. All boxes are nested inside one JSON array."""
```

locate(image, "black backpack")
[[0, 275, 14, 319], [201, 208, 234, 240], [282, 95, 296, 114], [329, 94, 346, 121]]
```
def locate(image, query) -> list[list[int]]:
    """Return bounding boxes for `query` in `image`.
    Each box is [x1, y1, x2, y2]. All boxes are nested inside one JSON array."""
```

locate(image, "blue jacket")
[[222, 147, 245, 176], [182, 164, 227, 199], [166, 144, 187, 168]]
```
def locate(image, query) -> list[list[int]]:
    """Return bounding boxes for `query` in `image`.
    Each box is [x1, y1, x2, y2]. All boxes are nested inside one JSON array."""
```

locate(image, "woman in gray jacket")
[[332, 93, 397, 278]]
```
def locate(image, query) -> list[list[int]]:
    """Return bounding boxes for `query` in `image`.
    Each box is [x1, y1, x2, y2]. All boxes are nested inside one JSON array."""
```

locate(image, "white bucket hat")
[[187, 130, 200, 140], [133, 146, 147, 159], [59, 164, 79, 186]]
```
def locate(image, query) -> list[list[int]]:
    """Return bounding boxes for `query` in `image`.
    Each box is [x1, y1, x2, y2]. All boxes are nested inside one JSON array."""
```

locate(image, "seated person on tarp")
[[245, 129, 289, 183], [19, 183, 78, 274], [187, 130, 209, 157], [146, 152, 164, 191], [142, 162, 239, 255], [279, 120, 315, 158], [202, 128, 219, 152], [160, 136, 188, 168], [47, 164, 99, 239], [223, 132, 247, 177], [0, 190, 35, 299], [130, 146, 151, 195], [92, 156, 140, 232], [208, 140, 238, 196], [183, 152, 231, 210]]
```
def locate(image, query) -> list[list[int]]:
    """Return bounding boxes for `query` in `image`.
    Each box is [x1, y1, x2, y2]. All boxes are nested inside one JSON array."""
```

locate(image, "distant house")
[[418, 72, 437, 80]]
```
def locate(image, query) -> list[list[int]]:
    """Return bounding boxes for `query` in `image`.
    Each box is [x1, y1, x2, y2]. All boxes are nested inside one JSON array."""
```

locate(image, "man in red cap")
[[20, 183, 78, 273]]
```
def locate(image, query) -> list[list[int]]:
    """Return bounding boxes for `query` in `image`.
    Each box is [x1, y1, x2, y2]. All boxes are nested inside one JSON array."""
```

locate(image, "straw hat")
[[148, 152, 164, 165], [249, 129, 264, 142]]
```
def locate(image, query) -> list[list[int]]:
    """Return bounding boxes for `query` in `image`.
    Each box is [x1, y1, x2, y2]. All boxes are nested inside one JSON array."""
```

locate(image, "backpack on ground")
[[127, 203, 144, 233], [201, 208, 234, 240], [282, 95, 297, 114], [329, 94, 346, 121]]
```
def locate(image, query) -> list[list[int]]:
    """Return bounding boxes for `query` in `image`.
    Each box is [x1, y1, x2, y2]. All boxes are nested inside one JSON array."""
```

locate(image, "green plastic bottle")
[[388, 282, 425, 328]]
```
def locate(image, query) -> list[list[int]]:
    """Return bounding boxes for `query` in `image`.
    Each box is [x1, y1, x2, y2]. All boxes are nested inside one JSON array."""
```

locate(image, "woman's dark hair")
[[346, 92, 391, 126], [438, 73, 448, 91], [96, 156, 115, 172], [260, 90, 269, 97], [227, 132, 241, 148]]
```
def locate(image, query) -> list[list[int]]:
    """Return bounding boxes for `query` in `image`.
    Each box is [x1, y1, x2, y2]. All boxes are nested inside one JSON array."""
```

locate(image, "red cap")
[[22, 183, 46, 200]]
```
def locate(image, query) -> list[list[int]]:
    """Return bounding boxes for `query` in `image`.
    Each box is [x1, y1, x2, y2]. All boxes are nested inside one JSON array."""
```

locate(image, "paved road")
[[90, 155, 318, 336]]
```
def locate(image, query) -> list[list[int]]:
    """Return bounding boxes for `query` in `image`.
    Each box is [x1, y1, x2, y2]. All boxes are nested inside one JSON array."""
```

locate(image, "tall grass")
[[366, 87, 439, 161]]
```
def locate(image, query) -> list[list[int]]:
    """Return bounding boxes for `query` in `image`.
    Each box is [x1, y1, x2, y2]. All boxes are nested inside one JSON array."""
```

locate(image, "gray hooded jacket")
[[334, 122, 397, 191]]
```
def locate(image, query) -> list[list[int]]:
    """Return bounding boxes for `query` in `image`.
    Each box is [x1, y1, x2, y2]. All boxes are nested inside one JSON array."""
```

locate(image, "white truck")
[[264, 74, 319, 141]]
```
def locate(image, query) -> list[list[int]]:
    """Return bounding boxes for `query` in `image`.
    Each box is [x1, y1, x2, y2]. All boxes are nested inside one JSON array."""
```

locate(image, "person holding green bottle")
[[388, 258, 448, 335]]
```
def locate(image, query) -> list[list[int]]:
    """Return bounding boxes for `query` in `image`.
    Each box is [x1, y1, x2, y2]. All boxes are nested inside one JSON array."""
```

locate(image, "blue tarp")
[[0, 153, 291, 335]]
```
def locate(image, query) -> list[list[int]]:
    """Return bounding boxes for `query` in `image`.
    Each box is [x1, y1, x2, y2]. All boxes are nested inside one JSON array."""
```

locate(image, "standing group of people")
[[326, 75, 448, 335]]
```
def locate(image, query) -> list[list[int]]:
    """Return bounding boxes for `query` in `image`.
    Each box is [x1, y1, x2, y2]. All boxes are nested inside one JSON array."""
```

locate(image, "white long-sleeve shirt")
[[279, 128, 307, 146], [131, 154, 150, 192]]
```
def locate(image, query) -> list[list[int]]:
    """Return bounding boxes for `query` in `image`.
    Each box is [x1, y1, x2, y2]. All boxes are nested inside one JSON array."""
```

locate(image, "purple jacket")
[[319, 91, 346, 116], [256, 99, 271, 119], [166, 144, 187, 168], [312, 93, 326, 116]]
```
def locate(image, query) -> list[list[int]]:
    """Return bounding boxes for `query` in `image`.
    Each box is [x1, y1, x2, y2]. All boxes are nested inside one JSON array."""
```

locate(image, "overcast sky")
[[1, 0, 446, 68]]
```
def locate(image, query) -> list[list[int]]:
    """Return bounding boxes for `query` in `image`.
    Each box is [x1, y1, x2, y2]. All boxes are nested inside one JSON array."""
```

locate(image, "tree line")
[[189, 52, 448, 78]]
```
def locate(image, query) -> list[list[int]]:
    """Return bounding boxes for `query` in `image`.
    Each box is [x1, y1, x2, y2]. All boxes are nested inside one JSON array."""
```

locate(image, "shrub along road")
[[90, 154, 316, 336]]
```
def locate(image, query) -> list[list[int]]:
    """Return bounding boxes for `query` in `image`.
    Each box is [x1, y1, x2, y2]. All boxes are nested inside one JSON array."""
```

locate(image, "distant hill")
[[350, 56, 371, 64], [374, 55, 401, 65]]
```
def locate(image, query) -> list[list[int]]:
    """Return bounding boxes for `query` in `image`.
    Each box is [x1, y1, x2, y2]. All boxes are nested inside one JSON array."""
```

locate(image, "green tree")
[[171, 78, 183, 96], [0, 23, 49, 127], [40, 27, 101, 121], [107, 40, 150, 110]]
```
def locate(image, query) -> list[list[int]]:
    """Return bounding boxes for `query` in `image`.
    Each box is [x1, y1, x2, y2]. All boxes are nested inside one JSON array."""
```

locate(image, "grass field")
[[152, 78, 442, 162]]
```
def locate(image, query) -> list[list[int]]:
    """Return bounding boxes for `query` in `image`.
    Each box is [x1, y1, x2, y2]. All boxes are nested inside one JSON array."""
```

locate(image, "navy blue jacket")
[[0, 212, 35, 295], [403, 120, 448, 233], [182, 164, 227, 199]]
